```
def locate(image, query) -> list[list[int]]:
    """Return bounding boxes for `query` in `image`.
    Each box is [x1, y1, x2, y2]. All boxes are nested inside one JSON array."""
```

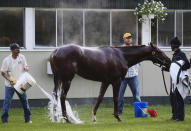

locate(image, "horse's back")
[[50, 44, 127, 82], [53, 44, 82, 58]]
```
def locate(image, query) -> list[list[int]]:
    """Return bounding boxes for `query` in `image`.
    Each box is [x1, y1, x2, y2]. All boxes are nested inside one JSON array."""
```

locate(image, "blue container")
[[134, 102, 148, 117]]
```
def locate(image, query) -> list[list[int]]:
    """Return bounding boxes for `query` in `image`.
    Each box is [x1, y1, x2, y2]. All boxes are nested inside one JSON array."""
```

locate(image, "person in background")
[[168, 37, 190, 121], [1, 43, 32, 124], [118, 33, 141, 114]]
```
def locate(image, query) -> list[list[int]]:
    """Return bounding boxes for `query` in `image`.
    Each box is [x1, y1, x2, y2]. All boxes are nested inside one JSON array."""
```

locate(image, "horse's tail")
[[50, 49, 60, 100]]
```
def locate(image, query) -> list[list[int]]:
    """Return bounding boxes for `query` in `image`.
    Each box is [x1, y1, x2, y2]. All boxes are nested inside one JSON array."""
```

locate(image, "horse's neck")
[[122, 46, 152, 67]]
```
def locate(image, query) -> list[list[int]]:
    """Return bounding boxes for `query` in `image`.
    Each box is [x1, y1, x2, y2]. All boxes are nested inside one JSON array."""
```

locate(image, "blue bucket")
[[134, 102, 148, 117]]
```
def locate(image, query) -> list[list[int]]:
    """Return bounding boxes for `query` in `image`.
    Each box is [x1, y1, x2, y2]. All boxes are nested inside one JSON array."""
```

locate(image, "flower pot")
[[142, 14, 154, 20], [148, 14, 154, 19], [47, 61, 53, 74]]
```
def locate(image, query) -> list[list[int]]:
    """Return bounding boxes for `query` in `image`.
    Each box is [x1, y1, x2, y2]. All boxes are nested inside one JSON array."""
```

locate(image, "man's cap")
[[123, 33, 132, 39], [10, 43, 20, 50], [170, 37, 181, 46]]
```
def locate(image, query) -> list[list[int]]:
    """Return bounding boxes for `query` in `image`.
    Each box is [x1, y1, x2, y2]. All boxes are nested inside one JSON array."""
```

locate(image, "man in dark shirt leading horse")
[[169, 37, 190, 121]]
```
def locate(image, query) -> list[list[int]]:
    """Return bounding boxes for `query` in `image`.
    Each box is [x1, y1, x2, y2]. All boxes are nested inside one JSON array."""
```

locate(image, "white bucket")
[[14, 72, 37, 95]]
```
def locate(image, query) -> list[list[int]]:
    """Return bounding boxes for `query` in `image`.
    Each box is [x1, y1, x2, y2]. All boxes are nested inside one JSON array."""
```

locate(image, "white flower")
[[134, 0, 167, 23], [139, 18, 142, 21]]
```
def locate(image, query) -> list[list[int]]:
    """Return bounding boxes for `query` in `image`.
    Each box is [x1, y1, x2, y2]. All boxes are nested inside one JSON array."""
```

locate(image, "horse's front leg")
[[112, 80, 122, 122], [60, 80, 72, 123], [92, 82, 109, 122]]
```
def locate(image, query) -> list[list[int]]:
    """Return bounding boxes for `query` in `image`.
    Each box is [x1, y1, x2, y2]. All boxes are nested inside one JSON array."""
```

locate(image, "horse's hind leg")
[[60, 80, 72, 123], [53, 74, 60, 100], [92, 82, 109, 122], [112, 79, 122, 122], [51, 74, 60, 122]]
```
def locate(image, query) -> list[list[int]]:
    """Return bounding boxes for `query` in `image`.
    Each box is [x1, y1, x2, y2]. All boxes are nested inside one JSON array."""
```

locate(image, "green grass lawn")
[[0, 104, 191, 131]]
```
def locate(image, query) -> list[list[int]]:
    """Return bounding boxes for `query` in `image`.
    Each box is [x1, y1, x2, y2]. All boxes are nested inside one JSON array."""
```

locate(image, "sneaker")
[[169, 117, 176, 121], [2, 121, 8, 124], [25, 120, 32, 123], [176, 119, 184, 122], [118, 112, 122, 115]]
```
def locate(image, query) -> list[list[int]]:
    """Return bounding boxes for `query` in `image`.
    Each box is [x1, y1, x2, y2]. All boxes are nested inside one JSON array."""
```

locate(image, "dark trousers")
[[170, 88, 185, 120]]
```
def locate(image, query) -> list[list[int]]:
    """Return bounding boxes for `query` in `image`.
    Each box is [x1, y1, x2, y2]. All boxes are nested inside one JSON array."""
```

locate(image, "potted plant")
[[134, 0, 167, 24]]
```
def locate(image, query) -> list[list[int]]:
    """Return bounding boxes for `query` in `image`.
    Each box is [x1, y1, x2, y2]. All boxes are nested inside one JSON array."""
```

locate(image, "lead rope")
[[162, 70, 169, 95]]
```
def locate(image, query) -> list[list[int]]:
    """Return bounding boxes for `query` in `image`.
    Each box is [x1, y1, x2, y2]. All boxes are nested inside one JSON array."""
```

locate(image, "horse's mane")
[[110, 45, 146, 48]]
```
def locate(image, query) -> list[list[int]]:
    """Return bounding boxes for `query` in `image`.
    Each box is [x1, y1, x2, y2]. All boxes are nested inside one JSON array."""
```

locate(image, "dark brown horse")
[[50, 43, 171, 123]]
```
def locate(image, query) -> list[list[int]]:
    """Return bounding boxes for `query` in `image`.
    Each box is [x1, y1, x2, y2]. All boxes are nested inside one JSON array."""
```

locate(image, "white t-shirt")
[[1, 54, 27, 87], [125, 64, 139, 78]]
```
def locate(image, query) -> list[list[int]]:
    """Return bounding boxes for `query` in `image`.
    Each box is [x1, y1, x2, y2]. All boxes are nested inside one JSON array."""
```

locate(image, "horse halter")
[[151, 51, 169, 68]]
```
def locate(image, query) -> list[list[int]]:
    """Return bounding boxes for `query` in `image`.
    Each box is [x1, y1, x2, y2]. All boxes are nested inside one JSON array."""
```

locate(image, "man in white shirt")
[[1, 43, 32, 123], [118, 33, 141, 114]]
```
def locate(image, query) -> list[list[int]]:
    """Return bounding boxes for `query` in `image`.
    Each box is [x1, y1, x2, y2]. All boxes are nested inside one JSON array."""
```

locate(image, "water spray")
[[13, 72, 83, 124], [36, 84, 83, 124]]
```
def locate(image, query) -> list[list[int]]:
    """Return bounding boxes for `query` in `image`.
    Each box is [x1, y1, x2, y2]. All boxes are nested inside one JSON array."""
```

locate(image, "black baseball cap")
[[10, 43, 20, 50], [170, 37, 181, 46]]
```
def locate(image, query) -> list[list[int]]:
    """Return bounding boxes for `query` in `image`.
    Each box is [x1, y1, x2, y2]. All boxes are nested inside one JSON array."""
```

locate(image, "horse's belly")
[[77, 67, 111, 82]]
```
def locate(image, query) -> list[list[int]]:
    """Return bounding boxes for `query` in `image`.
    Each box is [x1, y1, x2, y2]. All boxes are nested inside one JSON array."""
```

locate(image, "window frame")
[[33, 8, 138, 50], [155, 10, 191, 51]]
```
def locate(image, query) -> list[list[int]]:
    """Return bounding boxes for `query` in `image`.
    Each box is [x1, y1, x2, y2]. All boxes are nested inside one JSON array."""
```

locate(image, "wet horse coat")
[[50, 43, 171, 123]]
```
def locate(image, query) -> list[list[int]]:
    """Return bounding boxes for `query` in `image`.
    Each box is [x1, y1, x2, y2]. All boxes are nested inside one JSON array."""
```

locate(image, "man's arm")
[[181, 53, 190, 70], [1, 71, 16, 86], [1, 71, 11, 82]]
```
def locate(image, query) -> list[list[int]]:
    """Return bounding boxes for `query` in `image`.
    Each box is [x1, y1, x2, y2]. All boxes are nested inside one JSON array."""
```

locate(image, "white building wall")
[[1, 51, 190, 100]]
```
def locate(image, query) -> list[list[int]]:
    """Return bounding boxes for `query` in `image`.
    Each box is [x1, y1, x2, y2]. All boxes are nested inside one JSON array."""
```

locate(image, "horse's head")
[[149, 43, 171, 70]]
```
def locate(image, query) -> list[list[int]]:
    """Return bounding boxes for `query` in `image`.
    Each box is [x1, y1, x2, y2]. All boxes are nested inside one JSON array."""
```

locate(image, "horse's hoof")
[[92, 119, 96, 122], [117, 118, 122, 122], [64, 118, 72, 124], [113, 114, 122, 122], [92, 115, 96, 122], [66, 119, 72, 124]]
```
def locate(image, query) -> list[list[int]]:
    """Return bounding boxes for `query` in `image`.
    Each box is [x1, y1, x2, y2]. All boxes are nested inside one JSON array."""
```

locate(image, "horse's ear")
[[150, 42, 157, 48], [150, 42, 154, 47]]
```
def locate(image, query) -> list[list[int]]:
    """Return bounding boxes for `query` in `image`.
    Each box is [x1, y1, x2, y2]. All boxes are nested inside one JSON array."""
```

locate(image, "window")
[[57, 10, 83, 46], [112, 11, 137, 46], [35, 9, 111, 47], [85, 11, 110, 47], [35, 9, 56, 47], [0, 8, 24, 47], [183, 11, 191, 47], [152, 10, 191, 48], [176, 10, 183, 45], [34, 9, 139, 48], [158, 11, 175, 47]]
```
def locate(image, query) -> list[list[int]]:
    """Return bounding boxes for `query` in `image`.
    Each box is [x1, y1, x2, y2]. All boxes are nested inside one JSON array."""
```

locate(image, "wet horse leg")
[[112, 79, 122, 122], [52, 74, 61, 122], [53, 74, 60, 100], [92, 82, 109, 122], [60, 80, 72, 123]]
